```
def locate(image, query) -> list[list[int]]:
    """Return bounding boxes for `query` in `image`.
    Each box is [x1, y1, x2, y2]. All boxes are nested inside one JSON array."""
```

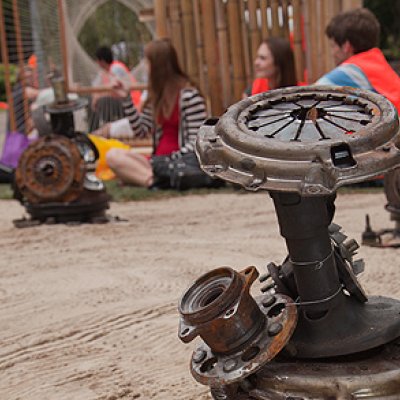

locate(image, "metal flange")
[[178, 267, 297, 386], [196, 86, 400, 195]]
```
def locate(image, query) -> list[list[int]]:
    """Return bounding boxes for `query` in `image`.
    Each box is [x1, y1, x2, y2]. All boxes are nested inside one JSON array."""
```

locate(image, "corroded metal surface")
[[197, 86, 400, 195], [178, 267, 297, 386], [15, 135, 85, 203]]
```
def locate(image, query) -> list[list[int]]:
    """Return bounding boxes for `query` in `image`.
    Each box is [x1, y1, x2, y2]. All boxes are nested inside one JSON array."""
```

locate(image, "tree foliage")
[[78, 0, 152, 68]]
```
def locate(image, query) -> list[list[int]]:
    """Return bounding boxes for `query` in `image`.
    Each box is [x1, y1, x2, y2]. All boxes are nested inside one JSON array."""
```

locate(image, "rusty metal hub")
[[180, 86, 400, 399], [179, 267, 297, 386], [15, 135, 85, 203]]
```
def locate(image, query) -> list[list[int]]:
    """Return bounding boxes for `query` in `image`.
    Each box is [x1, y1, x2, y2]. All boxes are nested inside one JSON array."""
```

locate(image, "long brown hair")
[[262, 37, 297, 88], [144, 39, 189, 120]]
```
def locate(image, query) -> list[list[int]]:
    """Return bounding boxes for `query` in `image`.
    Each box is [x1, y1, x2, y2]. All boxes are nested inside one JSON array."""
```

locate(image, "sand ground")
[[0, 191, 399, 399]]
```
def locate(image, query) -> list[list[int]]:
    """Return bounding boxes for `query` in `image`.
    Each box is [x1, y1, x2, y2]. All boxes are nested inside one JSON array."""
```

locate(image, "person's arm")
[[171, 88, 207, 159]]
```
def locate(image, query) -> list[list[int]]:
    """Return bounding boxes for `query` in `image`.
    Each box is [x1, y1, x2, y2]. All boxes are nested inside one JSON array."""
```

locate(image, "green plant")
[[0, 64, 18, 102]]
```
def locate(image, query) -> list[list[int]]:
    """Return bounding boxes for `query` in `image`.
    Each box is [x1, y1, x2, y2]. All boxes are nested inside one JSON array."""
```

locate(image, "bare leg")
[[106, 148, 153, 187]]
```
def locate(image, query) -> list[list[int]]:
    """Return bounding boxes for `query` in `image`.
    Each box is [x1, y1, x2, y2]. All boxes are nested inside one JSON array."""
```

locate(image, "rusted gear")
[[178, 266, 297, 386], [15, 135, 85, 204], [197, 86, 400, 195]]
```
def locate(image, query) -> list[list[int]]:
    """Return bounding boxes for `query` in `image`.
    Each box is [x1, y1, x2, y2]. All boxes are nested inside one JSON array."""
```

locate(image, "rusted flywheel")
[[15, 135, 85, 204]]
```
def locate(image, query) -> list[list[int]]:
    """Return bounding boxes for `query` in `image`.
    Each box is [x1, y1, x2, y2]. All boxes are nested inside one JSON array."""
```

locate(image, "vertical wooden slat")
[[239, 0, 252, 88], [154, 0, 168, 38], [270, 0, 280, 36], [201, 0, 223, 115], [181, 0, 198, 85], [260, 0, 269, 40], [342, 0, 362, 10], [228, 0, 247, 101], [292, 0, 305, 83], [12, 0, 29, 133], [0, 0, 15, 131], [57, 0, 69, 93], [281, 0, 290, 40], [215, 0, 231, 108], [192, 0, 206, 95], [169, 0, 185, 68], [248, 0, 260, 65]]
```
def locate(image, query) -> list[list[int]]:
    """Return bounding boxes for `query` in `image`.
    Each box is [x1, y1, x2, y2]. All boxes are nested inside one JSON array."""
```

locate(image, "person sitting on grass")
[[92, 39, 207, 189]]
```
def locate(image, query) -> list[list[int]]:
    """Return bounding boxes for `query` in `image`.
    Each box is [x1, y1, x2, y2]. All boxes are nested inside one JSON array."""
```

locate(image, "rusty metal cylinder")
[[178, 266, 265, 354]]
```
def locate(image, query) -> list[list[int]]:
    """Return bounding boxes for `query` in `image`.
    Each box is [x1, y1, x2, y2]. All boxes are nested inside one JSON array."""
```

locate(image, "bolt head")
[[268, 322, 283, 336]]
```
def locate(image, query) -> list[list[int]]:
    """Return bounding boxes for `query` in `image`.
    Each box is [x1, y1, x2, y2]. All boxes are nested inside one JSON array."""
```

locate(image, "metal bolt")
[[223, 358, 238, 372], [262, 295, 276, 308], [261, 283, 275, 293], [193, 349, 207, 364], [268, 322, 283, 336], [259, 273, 271, 283]]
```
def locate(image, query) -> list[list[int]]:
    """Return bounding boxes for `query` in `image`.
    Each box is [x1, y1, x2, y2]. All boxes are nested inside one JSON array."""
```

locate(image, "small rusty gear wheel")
[[197, 86, 400, 195], [15, 135, 85, 203]]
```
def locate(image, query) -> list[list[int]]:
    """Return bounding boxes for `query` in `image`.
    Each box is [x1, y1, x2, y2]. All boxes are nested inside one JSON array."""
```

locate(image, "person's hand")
[[111, 79, 129, 99]]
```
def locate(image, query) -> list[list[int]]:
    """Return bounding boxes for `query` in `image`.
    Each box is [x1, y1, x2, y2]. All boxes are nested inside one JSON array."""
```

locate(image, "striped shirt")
[[315, 64, 376, 92], [110, 87, 207, 158]]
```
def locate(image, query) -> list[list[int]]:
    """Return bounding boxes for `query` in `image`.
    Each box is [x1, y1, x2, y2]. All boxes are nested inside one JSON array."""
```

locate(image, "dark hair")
[[326, 8, 380, 53], [144, 38, 190, 119], [263, 37, 297, 88], [95, 46, 113, 65]]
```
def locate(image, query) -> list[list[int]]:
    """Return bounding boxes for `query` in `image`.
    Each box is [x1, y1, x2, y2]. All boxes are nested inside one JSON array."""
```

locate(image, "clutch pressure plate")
[[197, 86, 400, 195]]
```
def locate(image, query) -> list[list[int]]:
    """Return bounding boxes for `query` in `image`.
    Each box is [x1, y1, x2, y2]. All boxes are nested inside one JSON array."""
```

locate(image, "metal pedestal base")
[[14, 189, 110, 227], [249, 336, 400, 400]]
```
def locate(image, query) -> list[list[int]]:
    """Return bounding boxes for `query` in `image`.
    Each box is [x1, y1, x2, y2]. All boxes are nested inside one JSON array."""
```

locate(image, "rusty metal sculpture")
[[14, 77, 109, 226], [179, 86, 400, 399]]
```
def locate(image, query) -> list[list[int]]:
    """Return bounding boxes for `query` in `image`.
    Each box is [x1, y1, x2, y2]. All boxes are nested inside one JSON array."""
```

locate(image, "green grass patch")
[[0, 181, 384, 202], [0, 184, 14, 199], [104, 180, 235, 202]]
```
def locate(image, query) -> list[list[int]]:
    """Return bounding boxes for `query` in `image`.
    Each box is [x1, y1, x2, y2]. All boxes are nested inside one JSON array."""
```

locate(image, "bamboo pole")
[[180, 0, 198, 85], [200, 0, 223, 115], [248, 0, 260, 65], [228, 0, 247, 101], [154, 0, 168, 38], [281, 0, 290, 40], [12, 0, 29, 134], [292, 0, 305, 83], [270, 0, 281, 37], [57, 0, 69, 94], [192, 0, 206, 96], [170, 0, 185, 69], [0, 0, 15, 131], [215, 0, 231, 108], [260, 0, 269, 40], [240, 0, 252, 88]]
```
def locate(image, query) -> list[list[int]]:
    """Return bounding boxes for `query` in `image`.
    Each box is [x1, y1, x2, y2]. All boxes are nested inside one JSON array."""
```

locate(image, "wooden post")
[[342, 0, 363, 10], [260, 0, 269, 40], [154, 0, 168, 38], [0, 0, 15, 131], [169, 0, 185, 68], [215, 0, 231, 108], [181, 0, 198, 84], [228, 0, 247, 101], [57, 0, 69, 94], [281, 0, 290, 40], [192, 0, 206, 97], [240, 0, 252, 86], [12, 0, 29, 133], [270, 0, 280, 37], [201, 0, 223, 115], [292, 0, 305, 83], [248, 0, 260, 65]]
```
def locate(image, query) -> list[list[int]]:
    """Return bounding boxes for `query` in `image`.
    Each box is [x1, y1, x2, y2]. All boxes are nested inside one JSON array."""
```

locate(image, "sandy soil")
[[0, 191, 399, 400]]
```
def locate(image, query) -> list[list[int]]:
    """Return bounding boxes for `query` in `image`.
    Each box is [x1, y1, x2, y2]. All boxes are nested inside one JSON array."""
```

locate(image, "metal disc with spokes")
[[197, 86, 400, 195]]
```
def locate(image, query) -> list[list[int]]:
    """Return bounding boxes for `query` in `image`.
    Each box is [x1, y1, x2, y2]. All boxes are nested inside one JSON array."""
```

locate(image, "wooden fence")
[[154, 0, 362, 115]]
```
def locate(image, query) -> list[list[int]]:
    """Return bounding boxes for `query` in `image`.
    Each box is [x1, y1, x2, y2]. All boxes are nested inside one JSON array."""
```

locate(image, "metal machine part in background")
[[14, 78, 110, 226], [179, 86, 400, 399], [362, 167, 400, 247]]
